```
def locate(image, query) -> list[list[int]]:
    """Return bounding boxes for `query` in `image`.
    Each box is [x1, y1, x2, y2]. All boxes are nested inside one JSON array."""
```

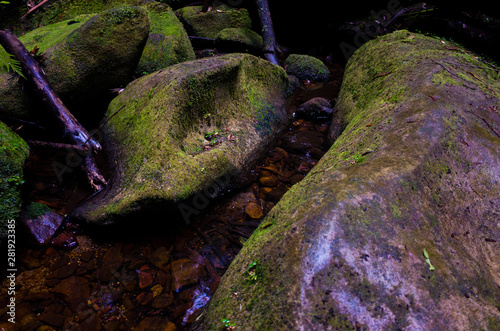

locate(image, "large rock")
[[204, 31, 500, 330], [0, 7, 150, 120], [0, 121, 29, 235], [176, 5, 252, 39], [135, 2, 195, 75], [7, 0, 195, 76], [72, 54, 290, 224]]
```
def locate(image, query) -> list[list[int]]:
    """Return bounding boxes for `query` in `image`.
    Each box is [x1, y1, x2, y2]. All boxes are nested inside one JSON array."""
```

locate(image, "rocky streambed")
[[0, 60, 343, 330]]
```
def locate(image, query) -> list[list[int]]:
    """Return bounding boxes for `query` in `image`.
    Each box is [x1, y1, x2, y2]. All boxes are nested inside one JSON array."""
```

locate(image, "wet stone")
[[103, 319, 121, 331], [98, 244, 123, 282], [245, 202, 264, 219], [259, 175, 279, 187], [50, 230, 79, 250], [136, 291, 153, 306], [122, 277, 137, 292], [152, 292, 174, 309], [171, 259, 206, 291], [295, 97, 333, 120], [52, 276, 90, 312], [281, 130, 324, 152], [155, 270, 166, 286], [135, 316, 177, 331], [75, 266, 87, 276], [137, 265, 155, 289], [148, 246, 172, 270], [48, 261, 78, 279], [50, 255, 70, 271], [20, 313, 41, 330], [19, 251, 41, 270], [79, 250, 94, 262], [23, 291, 53, 302], [37, 310, 66, 328]]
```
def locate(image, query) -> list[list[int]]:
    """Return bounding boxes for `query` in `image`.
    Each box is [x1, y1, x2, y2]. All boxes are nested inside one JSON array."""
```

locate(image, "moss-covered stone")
[[284, 53, 330, 82], [0, 121, 29, 235], [176, 5, 252, 39], [22, 0, 145, 27], [0, 7, 150, 120], [215, 27, 263, 53], [204, 31, 500, 330], [135, 2, 195, 75], [4, 0, 194, 77], [72, 53, 290, 224]]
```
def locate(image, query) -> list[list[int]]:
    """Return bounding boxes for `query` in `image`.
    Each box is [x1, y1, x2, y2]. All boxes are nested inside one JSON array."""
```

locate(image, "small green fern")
[[0, 48, 25, 78]]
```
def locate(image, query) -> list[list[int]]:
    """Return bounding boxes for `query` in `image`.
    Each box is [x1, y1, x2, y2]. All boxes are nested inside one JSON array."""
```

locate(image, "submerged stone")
[[0, 121, 29, 236], [72, 53, 290, 224], [204, 31, 500, 330]]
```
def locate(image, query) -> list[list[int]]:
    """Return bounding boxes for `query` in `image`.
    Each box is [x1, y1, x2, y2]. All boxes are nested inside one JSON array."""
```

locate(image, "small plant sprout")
[[222, 318, 236, 330], [423, 248, 435, 271], [245, 261, 262, 283]]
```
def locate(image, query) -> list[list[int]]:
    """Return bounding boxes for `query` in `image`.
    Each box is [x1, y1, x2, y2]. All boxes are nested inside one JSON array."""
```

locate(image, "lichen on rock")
[[204, 30, 500, 330]]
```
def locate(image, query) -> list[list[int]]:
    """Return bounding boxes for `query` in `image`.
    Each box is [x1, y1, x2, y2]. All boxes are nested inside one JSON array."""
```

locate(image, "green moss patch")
[[135, 2, 195, 75], [284, 54, 330, 82], [0, 121, 29, 234]]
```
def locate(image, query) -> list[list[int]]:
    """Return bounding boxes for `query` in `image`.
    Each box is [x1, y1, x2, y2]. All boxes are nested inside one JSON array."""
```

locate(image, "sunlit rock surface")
[[72, 54, 290, 224], [204, 31, 500, 330]]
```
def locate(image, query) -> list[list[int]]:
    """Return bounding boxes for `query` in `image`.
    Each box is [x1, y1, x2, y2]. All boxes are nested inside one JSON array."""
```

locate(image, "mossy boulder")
[[71, 53, 290, 224], [135, 2, 195, 75], [284, 53, 330, 82], [8, 0, 195, 77], [176, 5, 252, 39], [0, 7, 150, 120], [215, 27, 263, 54], [16, 0, 149, 27], [0, 121, 29, 235], [204, 31, 500, 330]]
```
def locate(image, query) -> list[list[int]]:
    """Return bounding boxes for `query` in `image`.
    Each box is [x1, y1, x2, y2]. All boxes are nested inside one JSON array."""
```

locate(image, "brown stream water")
[[0, 59, 344, 331]]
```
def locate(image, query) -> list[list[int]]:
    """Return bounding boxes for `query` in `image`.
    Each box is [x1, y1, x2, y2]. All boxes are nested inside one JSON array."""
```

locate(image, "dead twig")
[[26, 140, 89, 152], [19, 0, 49, 21]]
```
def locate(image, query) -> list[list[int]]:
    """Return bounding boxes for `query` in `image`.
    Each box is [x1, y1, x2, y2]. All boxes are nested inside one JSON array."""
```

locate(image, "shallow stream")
[[0, 59, 344, 331]]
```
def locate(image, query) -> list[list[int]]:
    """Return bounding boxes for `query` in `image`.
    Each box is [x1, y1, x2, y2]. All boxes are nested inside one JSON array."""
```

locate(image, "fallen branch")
[[26, 140, 89, 152], [19, 0, 49, 21], [0, 29, 106, 191]]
